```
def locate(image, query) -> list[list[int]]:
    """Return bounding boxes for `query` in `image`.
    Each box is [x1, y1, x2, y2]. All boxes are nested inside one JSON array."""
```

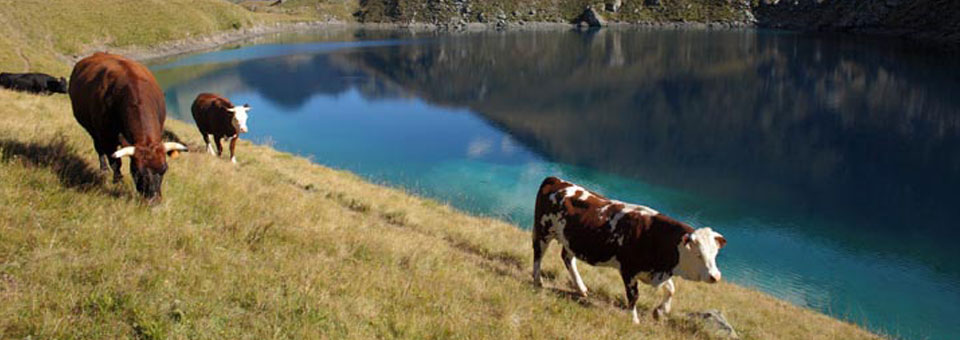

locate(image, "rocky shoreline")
[[82, 21, 337, 63], [95, 20, 740, 64], [99, 0, 956, 65]]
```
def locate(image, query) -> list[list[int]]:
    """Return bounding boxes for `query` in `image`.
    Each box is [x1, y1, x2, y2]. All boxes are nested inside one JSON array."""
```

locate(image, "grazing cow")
[[532, 177, 726, 323], [190, 93, 250, 164], [0, 72, 68, 94], [69, 52, 187, 203]]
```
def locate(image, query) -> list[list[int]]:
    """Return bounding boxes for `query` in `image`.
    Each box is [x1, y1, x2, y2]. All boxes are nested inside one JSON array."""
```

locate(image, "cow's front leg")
[[622, 274, 640, 324], [561, 249, 588, 296], [653, 278, 675, 320], [228, 135, 238, 164], [97, 153, 109, 172], [214, 136, 224, 157], [108, 155, 122, 182]]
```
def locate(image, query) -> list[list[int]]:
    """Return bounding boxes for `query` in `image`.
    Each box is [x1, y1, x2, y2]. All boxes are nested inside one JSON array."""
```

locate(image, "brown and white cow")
[[190, 93, 250, 164], [532, 177, 726, 323], [69, 52, 187, 203]]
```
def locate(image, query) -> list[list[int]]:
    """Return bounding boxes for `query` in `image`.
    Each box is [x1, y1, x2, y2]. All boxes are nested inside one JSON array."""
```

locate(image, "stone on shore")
[[579, 7, 605, 27]]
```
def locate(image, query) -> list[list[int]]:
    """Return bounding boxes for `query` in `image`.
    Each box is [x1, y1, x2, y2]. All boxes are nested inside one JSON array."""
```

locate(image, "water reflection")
[[154, 29, 960, 339], [337, 29, 960, 272]]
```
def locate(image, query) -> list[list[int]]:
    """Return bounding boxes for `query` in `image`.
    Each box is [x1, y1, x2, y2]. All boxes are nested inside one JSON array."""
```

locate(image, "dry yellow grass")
[[0, 88, 882, 339]]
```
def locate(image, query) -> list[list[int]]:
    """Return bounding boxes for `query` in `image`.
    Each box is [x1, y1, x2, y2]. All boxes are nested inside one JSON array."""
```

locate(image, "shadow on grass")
[[0, 136, 121, 197]]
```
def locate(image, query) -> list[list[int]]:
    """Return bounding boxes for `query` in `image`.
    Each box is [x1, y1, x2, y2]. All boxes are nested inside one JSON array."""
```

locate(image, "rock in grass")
[[687, 310, 739, 339]]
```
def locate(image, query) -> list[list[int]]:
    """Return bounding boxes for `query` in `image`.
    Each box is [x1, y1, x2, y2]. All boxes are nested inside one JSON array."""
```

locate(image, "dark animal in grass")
[[191, 93, 250, 164], [0, 72, 68, 94], [532, 176, 727, 323], [68, 52, 187, 204]]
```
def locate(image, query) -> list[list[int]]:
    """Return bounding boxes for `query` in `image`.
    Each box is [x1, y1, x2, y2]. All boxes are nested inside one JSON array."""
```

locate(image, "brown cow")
[[532, 177, 726, 323], [190, 93, 250, 164], [69, 52, 187, 203]]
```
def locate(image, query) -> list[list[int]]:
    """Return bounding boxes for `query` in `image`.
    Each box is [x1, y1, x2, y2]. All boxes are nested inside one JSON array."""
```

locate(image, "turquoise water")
[[152, 29, 960, 339]]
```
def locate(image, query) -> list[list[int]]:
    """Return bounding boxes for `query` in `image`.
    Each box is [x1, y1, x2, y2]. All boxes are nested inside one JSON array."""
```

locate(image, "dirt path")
[[15, 47, 30, 72]]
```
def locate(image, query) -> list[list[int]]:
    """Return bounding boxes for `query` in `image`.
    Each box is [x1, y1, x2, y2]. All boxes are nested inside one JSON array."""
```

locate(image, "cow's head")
[[48, 77, 68, 94], [674, 227, 726, 283], [227, 104, 250, 133], [112, 142, 188, 204]]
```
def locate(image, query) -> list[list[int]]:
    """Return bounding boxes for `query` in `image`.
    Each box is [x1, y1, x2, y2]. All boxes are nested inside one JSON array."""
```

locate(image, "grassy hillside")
[[0, 0, 263, 75], [0, 88, 881, 340], [238, 0, 361, 22]]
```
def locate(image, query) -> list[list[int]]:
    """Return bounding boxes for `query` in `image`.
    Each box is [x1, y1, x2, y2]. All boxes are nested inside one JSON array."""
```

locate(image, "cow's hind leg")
[[532, 230, 550, 287], [561, 249, 588, 296], [202, 133, 215, 155], [653, 278, 675, 320], [622, 274, 641, 324]]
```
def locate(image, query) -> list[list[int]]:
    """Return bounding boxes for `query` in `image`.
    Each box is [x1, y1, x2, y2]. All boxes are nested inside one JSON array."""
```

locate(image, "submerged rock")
[[687, 310, 739, 339]]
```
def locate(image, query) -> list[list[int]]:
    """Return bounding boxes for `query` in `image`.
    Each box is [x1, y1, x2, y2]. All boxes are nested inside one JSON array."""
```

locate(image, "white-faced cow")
[[191, 93, 250, 164], [69, 52, 187, 204], [532, 177, 726, 323]]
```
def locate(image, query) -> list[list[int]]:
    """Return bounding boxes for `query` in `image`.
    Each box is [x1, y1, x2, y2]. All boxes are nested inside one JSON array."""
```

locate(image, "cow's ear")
[[243, 103, 250, 108], [714, 234, 727, 249]]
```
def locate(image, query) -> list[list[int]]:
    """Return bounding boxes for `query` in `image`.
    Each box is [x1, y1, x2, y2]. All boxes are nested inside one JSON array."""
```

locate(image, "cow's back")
[[69, 52, 165, 144]]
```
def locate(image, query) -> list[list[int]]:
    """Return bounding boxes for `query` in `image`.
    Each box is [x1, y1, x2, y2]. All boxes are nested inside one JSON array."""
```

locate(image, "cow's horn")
[[112, 146, 136, 159], [164, 142, 188, 152]]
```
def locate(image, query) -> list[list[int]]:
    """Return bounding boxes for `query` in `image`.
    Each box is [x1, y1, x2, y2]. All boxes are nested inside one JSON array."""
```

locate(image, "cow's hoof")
[[652, 308, 667, 321]]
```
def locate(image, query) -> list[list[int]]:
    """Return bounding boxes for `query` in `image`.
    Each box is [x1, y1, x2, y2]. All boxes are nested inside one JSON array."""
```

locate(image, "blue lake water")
[[150, 28, 960, 340]]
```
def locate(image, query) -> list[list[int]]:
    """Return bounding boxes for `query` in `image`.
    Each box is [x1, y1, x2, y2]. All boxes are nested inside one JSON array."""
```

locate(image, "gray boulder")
[[606, 0, 623, 12], [687, 310, 739, 339], [579, 7, 605, 27]]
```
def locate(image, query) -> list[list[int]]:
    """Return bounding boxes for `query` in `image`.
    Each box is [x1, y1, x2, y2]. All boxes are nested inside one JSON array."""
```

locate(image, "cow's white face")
[[227, 104, 250, 133], [674, 227, 726, 283]]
